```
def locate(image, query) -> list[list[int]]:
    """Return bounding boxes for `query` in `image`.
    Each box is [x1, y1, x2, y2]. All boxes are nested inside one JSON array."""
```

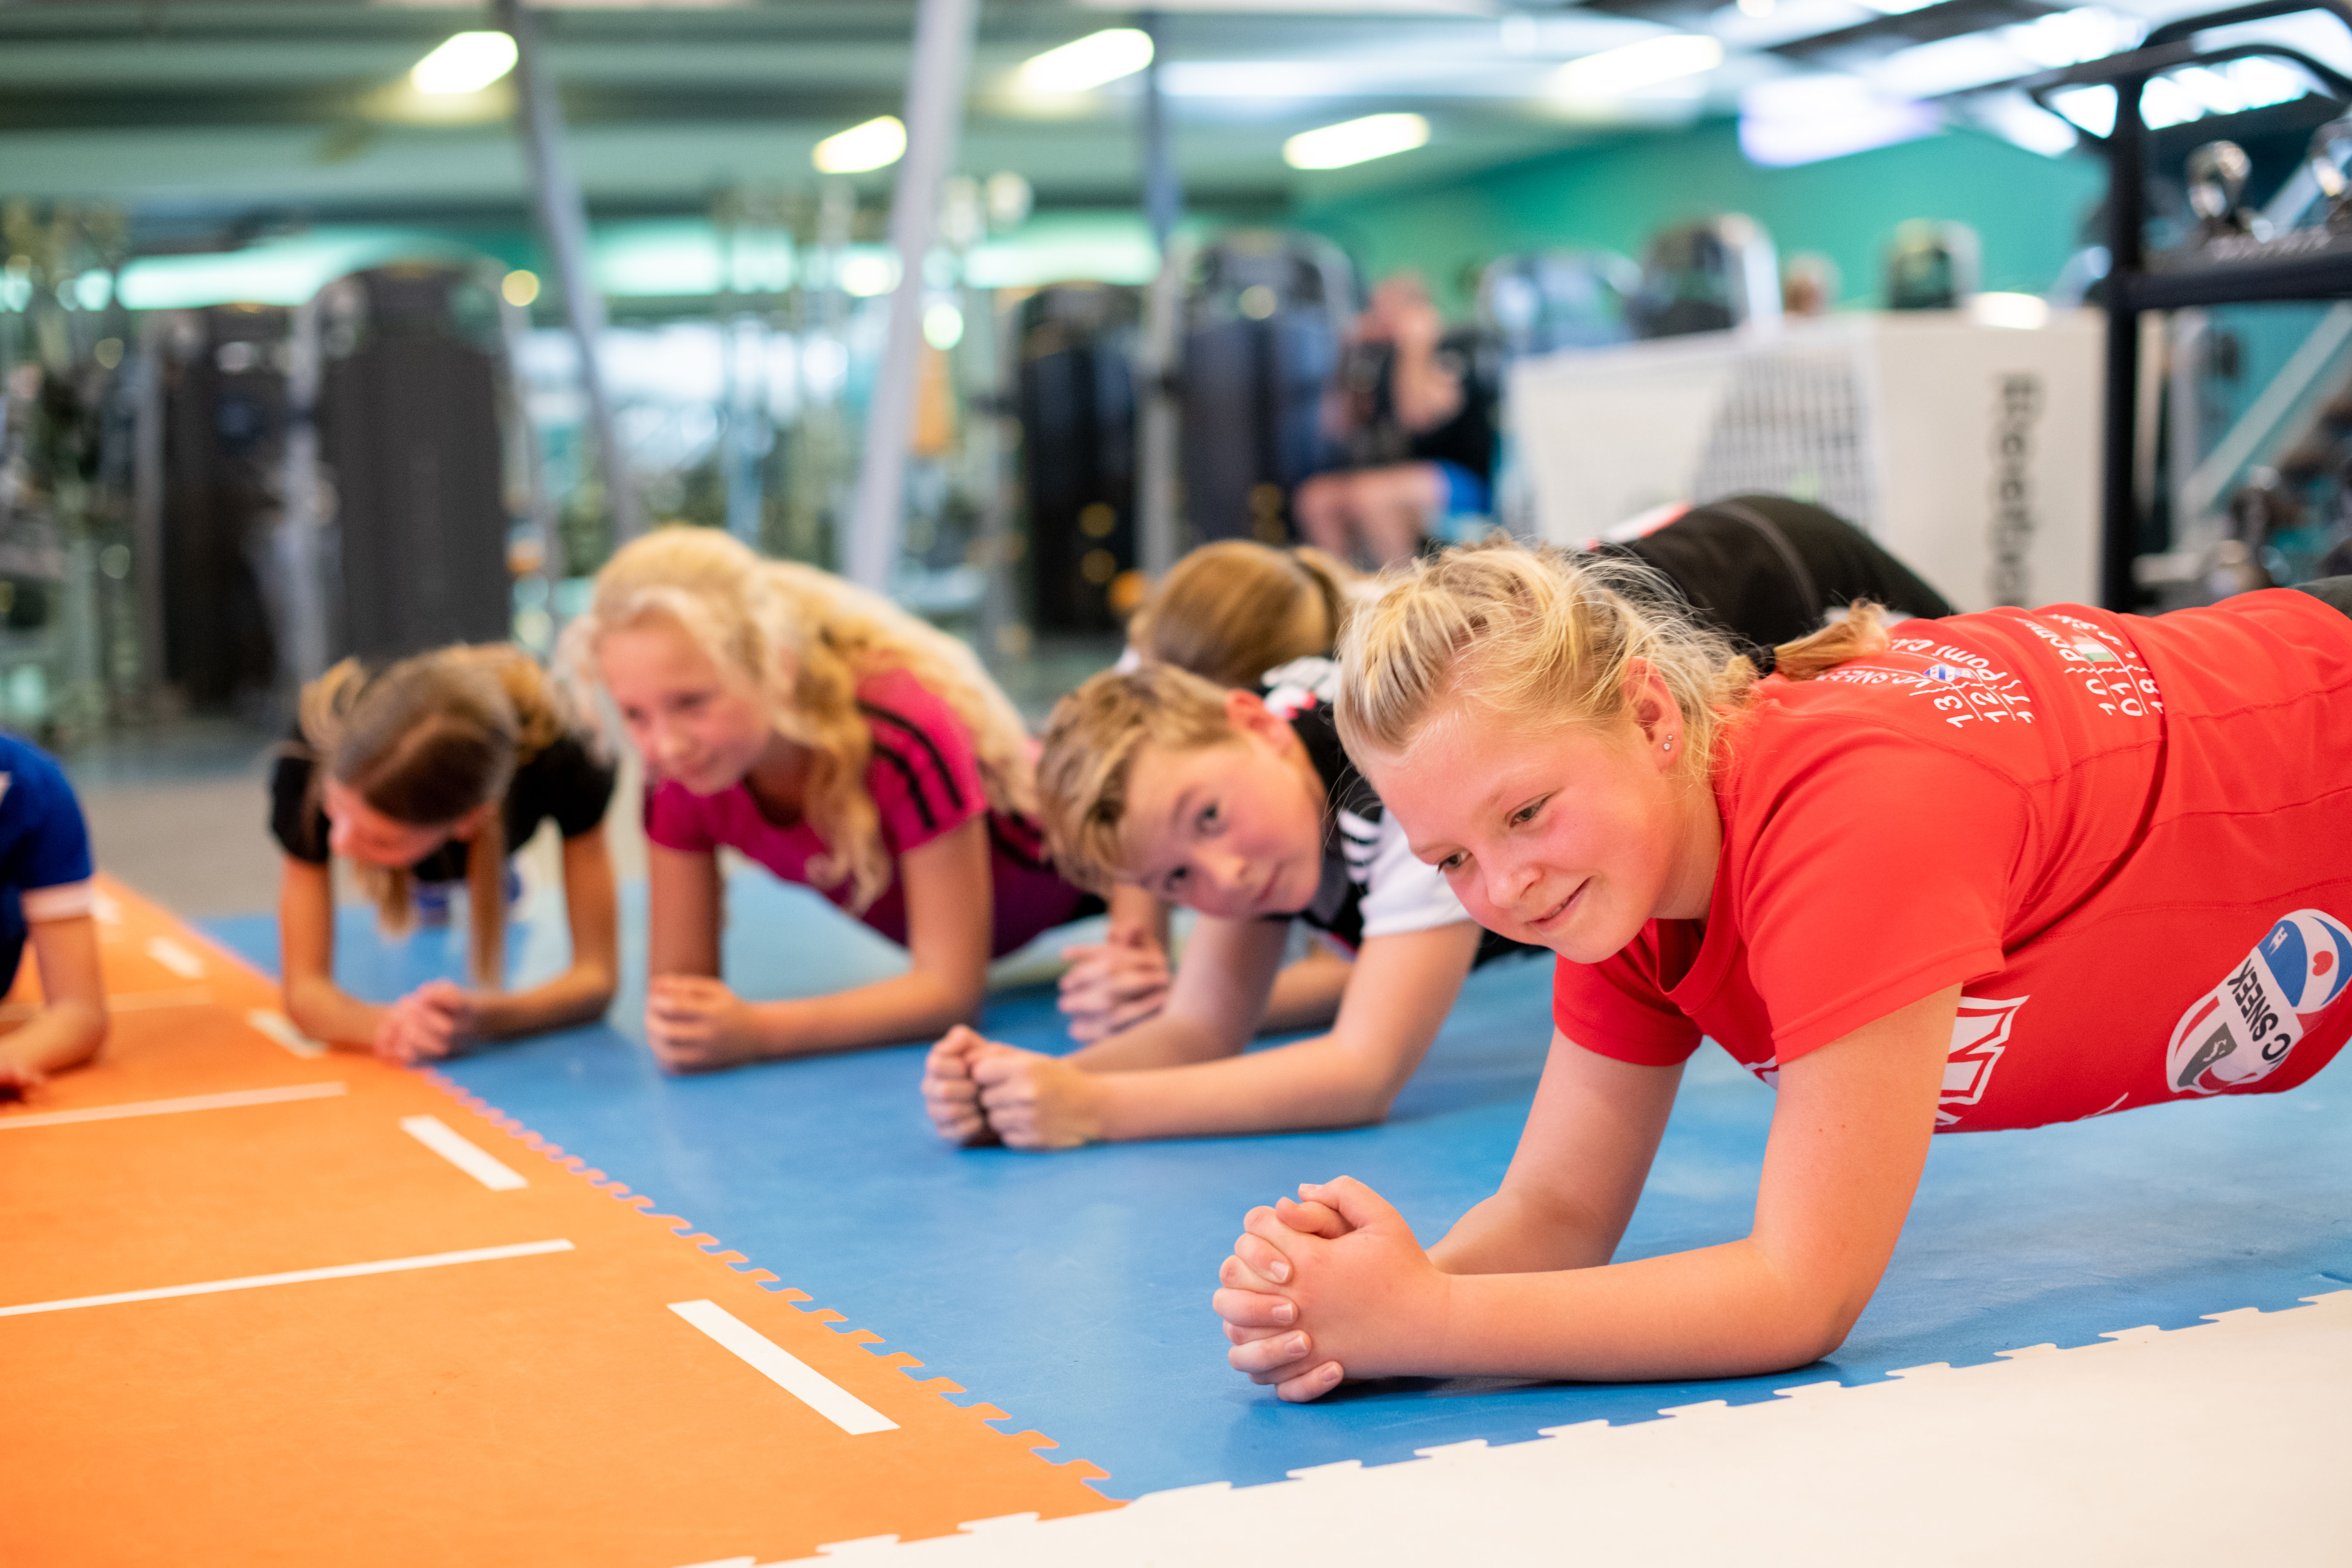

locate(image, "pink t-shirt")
[[643, 667, 1092, 957]]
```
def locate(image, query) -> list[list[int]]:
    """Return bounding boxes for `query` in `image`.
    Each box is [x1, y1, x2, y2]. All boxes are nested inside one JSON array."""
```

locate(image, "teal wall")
[[1291, 119, 2110, 313]]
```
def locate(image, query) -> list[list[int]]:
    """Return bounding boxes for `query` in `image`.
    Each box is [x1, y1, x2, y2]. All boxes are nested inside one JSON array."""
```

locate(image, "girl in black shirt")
[[270, 645, 618, 1062]]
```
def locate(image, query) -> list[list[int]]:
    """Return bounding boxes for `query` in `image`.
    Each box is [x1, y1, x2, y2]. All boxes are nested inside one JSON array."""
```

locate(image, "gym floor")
[[7, 724, 2347, 1565]]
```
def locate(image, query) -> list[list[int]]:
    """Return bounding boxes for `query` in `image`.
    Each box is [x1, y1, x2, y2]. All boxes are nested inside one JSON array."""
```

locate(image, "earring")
[[1662, 736, 1675, 752]]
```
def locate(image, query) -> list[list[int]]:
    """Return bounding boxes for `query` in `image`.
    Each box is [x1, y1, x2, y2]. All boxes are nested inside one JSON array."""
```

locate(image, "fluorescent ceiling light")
[[410, 31, 519, 95], [1283, 112, 1430, 170], [813, 116, 907, 174], [2043, 56, 2309, 139], [1870, 33, 2032, 98], [1554, 34, 1724, 96], [1019, 28, 1154, 91], [1740, 73, 1937, 165], [2047, 83, 2116, 135], [1970, 89, 2080, 156]]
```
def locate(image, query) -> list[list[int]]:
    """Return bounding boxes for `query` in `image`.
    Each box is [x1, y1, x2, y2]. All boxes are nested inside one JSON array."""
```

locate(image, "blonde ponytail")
[[1131, 541, 1363, 689]]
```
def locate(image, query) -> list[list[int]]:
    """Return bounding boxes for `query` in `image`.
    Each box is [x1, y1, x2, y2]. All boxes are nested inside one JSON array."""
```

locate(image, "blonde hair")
[[1337, 539, 1889, 778], [296, 645, 577, 988], [560, 527, 1037, 915], [1035, 663, 1239, 895], [1131, 542, 1361, 689]]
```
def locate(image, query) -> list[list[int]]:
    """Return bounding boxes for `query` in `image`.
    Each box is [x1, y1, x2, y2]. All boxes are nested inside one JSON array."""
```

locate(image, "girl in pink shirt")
[[563, 529, 1095, 1070]]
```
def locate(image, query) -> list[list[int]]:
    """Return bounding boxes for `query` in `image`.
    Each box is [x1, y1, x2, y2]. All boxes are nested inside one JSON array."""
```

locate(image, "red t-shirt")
[[1551, 591, 2352, 1132], [643, 667, 1090, 957]]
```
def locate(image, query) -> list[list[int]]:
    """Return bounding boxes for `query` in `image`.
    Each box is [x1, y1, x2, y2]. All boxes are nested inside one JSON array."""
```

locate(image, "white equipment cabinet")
[[1507, 310, 2104, 613]]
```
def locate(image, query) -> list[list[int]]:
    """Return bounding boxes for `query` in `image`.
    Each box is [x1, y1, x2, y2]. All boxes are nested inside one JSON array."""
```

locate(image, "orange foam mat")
[[0, 876, 1118, 1566]]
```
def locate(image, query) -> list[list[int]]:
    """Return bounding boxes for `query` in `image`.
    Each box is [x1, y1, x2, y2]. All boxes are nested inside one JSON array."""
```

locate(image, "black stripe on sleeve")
[[867, 740, 939, 833], [857, 700, 969, 813]]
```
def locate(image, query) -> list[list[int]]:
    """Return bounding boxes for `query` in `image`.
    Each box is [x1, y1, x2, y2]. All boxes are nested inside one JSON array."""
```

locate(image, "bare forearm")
[[1090, 1035, 1402, 1141], [0, 1001, 107, 1076], [468, 961, 616, 1039], [745, 968, 981, 1059], [1065, 1009, 1239, 1072], [1429, 1186, 1624, 1277], [1258, 951, 1351, 1035], [1420, 1239, 1851, 1385], [282, 971, 385, 1048]]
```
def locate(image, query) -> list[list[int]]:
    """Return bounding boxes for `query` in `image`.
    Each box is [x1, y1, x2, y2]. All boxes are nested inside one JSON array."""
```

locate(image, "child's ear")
[[1619, 658, 1679, 746], [1222, 687, 1281, 741]]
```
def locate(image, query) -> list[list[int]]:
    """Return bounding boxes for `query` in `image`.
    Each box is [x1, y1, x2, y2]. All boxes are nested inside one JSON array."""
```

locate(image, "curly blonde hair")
[[1130, 541, 1361, 689], [295, 645, 579, 987], [560, 527, 1037, 915], [1336, 539, 1888, 778]]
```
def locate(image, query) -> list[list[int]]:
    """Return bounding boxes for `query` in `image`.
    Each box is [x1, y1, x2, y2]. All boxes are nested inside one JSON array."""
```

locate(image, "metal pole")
[[845, 0, 979, 593], [498, 0, 643, 549], [1140, 10, 1181, 253], [2099, 72, 2149, 611], [1134, 10, 1186, 579]]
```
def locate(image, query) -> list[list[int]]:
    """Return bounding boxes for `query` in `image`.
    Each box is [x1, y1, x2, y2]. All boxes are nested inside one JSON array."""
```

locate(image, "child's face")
[[1361, 688, 1713, 965], [597, 617, 774, 794], [322, 779, 457, 867], [1116, 703, 1327, 920]]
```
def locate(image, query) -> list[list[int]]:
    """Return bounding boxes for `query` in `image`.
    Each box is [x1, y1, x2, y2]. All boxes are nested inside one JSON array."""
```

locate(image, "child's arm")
[[1057, 884, 1175, 1042], [1259, 945, 1354, 1035], [465, 824, 619, 1038], [278, 857, 390, 1048], [0, 915, 107, 1086], [1213, 985, 1959, 1399], [920, 912, 1286, 1146], [646, 839, 723, 978], [968, 920, 1481, 1147], [1062, 912, 1290, 1070], [647, 817, 993, 1069]]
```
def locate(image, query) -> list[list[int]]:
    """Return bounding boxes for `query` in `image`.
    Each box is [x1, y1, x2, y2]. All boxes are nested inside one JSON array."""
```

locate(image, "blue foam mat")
[[200, 877, 2352, 1497]]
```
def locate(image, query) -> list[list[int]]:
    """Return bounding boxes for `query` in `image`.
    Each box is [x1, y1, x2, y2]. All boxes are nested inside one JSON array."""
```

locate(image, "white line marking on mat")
[[0, 987, 214, 1023], [0, 1082, 347, 1131], [143, 936, 206, 978], [245, 1008, 329, 1059], [0, 1239, 575, 1318], [667, 1299, 900, 1436], [399, 1115, 528, 1190]]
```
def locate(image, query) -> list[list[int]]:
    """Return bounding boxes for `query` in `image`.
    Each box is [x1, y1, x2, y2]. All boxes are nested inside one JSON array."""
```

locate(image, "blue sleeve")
[[0, 736, 95, 899]]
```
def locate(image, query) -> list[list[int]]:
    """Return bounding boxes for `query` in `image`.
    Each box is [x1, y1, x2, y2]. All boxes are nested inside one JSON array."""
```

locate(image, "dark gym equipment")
[[2035, 0, 2352, 606], [158, 308, 285, 709], [1014, 283, 1140, 634], [318, 264, 511, 663], [1883, 219, 1982, 310], [1629, 215, 1780, 339], [1176, 232, 1351, 545], [1476, 250, 1640, 358]]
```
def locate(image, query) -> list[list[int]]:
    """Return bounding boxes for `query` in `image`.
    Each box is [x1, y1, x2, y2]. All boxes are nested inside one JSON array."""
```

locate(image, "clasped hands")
[[920, 1024, 1103, 1149], [1211, 1175, 1451, 1403], [1054, 923, 1171, 1042], [373, 979, 479, 1065]]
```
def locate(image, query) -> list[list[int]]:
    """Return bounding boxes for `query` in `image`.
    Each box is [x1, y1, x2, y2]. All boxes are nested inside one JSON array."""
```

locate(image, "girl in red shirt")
[[1213, 545, 2352, 1401], [562, 529, 1095, 1071]]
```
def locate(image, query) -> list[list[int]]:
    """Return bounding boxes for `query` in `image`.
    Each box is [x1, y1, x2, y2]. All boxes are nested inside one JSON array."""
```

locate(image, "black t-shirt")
[[270, 729, 616, 881], [1334, 330, 1499, 485], [1260, 657, 1533, 970], [1612, 495, 1957, 658]]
